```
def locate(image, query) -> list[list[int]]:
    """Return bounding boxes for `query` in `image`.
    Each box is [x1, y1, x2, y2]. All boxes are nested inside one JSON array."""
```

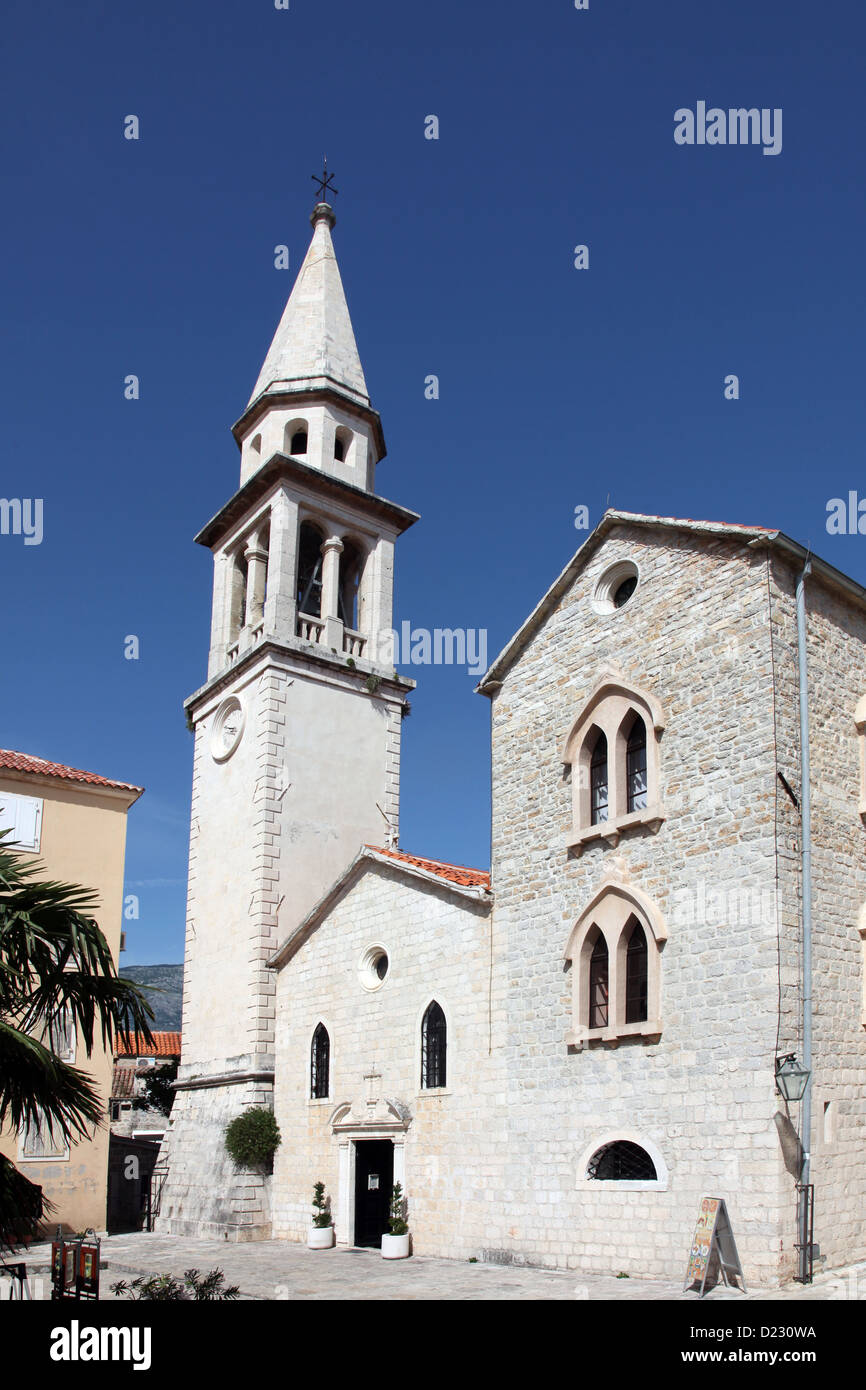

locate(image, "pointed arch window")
[[565, 883, 665, 1046], [590, 732, 609, 825], [626, 717, 648, 813], [421, 1001, 447, 1089], [562, 680, 665, 850], [624, 918, 648, 1023], [588, 934, 609, 1028], [310, 1023, 330, 1100]]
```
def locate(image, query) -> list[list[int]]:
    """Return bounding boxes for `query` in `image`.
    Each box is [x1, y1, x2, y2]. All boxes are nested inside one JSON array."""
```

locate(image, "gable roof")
[[268, 844, 491, 971], [475, 509, 866, 694], [111, 1064, 137, 1101], [116, 1031, 182, 1059], [368, 845, 490, 889], [0, 749, 143, 799]]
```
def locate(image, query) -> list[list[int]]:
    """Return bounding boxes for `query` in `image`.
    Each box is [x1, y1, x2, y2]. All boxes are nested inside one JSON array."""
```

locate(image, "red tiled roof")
[[0, 749, 143, 795], [111, 1064, 137, 1101], [366, 845, 490, 889], [116, 1031, 182, 1058]]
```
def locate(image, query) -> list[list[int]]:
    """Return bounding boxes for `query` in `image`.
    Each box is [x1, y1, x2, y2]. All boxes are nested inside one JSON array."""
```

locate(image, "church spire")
[[246, 196, 369, 410]]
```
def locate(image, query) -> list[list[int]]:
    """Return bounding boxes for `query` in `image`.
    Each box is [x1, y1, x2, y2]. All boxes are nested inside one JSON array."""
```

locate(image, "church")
[[156, 191, 866, 1286]]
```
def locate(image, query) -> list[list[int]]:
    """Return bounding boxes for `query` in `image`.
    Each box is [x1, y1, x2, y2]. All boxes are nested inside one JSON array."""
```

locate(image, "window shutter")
[[0, 792, 43, 851]]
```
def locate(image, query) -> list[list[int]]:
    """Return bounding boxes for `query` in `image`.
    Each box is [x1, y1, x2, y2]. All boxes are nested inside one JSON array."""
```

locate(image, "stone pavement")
[[14, 1234, 866, 1301]]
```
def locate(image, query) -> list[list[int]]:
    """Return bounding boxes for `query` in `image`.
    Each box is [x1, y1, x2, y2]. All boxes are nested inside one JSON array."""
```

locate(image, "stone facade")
[[271, 856, 497, 1255], [484, 525, 786, 1281], [270, 518, 866, 1285]]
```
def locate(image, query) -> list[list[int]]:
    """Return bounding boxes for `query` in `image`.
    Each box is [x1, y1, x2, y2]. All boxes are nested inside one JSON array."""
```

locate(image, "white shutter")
[[0, 792, 43, 851]]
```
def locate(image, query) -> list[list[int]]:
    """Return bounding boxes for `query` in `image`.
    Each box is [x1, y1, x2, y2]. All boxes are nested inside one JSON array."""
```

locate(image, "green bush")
[[388, 1182, 408, 1236], [112, 1268, 240, 1301], [311, 1181, 332, 1228], [224, 1107, 281, 1171]]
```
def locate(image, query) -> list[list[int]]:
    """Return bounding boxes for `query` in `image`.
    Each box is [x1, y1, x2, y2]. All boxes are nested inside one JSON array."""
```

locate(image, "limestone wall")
[[488, 525, 788, 1282], [271, 861, 503, 1258]]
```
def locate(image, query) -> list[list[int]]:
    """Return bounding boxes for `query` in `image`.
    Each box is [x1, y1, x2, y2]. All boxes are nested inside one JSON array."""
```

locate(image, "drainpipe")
[[795, 559, 813, 1282]]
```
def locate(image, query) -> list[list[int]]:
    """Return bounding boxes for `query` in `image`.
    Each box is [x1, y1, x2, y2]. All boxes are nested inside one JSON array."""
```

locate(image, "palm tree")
[[0, 833, 155, 1249]]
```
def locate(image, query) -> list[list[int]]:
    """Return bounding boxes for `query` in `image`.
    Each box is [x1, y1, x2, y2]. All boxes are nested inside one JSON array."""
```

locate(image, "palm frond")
[[0, 1153, 48, 1254], [0, 1020, 103, 1137]]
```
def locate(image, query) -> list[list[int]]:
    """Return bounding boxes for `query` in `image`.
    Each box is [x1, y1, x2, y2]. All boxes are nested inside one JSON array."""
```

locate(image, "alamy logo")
[[826, 492, 866, 534], [372, 622, 488, 677], [674, 102, 782, 156], [50, 1320, 151, 1371], [0, 497, 43, 545]]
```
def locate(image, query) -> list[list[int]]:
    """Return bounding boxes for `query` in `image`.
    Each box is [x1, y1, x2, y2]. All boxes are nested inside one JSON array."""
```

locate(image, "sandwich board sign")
[[684, 1196, 747, 1296]]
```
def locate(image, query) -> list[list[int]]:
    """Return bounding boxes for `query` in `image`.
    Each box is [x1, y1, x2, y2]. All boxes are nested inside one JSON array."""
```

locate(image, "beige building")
[[158, 195, 866, 1285], [0, 749, 142, 1234]]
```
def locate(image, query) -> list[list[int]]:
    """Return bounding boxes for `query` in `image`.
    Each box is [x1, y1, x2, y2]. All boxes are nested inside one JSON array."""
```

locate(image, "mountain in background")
[[122, 963, 183, 1031]]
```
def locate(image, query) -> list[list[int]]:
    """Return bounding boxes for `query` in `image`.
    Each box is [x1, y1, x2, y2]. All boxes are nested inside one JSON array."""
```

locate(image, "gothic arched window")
[[626, 716, 648, 814], [562, 680, 665, 849], [624, 918, 648, 1023], [589, 732, 609, 825], [588, 933, 609, 1029], [564, 882, 666, 1046], [310, 1023, 330, 1100], [421, 1001, 447, 1089]]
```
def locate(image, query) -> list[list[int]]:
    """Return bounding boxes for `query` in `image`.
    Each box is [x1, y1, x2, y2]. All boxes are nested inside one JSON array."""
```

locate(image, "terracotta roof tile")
[[366, 845, 490, 889], [116, 1031, 182, 1058], [0, 749, 143, 795], [111, 1064, 137, 1101]]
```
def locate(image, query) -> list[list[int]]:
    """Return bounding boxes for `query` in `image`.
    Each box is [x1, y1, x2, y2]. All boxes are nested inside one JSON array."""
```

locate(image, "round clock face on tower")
[[210, 696, 245, 762]]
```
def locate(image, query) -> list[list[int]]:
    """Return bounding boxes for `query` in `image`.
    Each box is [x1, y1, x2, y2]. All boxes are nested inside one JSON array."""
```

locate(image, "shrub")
[[388, 1182, 408, 1236], [112, 1268, 240, 1301], [311, 1181, 331, 1228], [224, 1107, 281, 1171]]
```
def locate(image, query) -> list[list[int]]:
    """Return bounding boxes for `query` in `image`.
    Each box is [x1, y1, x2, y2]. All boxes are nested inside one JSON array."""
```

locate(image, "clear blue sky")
[[2, 0, 864, 964]]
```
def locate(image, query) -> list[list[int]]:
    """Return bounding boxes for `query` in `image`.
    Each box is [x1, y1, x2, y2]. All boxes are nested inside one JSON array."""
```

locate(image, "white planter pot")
[[381, 1233, 411, 1259], [308, 1225, 335, 1249]]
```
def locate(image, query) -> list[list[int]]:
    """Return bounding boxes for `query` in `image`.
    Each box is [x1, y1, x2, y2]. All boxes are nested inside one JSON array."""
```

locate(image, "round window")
[[592, 561, 639, 615], [210, 696, 245, 762], [358, 945, 390, 991]]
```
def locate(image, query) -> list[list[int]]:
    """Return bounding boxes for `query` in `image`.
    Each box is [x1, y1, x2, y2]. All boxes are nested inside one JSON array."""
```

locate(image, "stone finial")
[[311, 201, 336, 229]]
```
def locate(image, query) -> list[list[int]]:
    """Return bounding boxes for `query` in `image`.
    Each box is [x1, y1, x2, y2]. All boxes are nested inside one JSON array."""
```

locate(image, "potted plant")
[[381, 1182, 410, 1259], [307, 1181, 335, 1249]]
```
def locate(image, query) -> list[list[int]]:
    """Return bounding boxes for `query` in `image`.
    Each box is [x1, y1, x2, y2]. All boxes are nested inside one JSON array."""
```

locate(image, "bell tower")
[[157, 192, 418, 1239]]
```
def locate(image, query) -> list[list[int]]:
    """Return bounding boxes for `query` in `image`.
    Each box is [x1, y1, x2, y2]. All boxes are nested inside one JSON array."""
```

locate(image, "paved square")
[[15, 1235, 865, 1301]]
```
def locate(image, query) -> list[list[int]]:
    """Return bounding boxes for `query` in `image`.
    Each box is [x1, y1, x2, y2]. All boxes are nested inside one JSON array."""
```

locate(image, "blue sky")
[[2, 0, 864, 964]]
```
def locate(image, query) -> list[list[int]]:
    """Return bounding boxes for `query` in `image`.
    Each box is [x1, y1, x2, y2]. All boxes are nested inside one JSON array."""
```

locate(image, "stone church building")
[[157, 195, 866, 1285]]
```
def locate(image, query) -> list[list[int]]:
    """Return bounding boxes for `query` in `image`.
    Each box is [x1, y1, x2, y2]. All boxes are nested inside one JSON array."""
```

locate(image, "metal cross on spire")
[[312, 158, 338, 204]]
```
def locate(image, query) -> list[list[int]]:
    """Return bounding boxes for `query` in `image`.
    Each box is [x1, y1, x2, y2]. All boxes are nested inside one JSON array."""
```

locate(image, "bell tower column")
[[321, 535, 344, 649]]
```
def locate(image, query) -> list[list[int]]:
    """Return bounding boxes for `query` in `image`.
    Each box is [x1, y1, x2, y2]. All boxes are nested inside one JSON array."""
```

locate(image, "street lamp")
[[775, 1053, 811, 1103]]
